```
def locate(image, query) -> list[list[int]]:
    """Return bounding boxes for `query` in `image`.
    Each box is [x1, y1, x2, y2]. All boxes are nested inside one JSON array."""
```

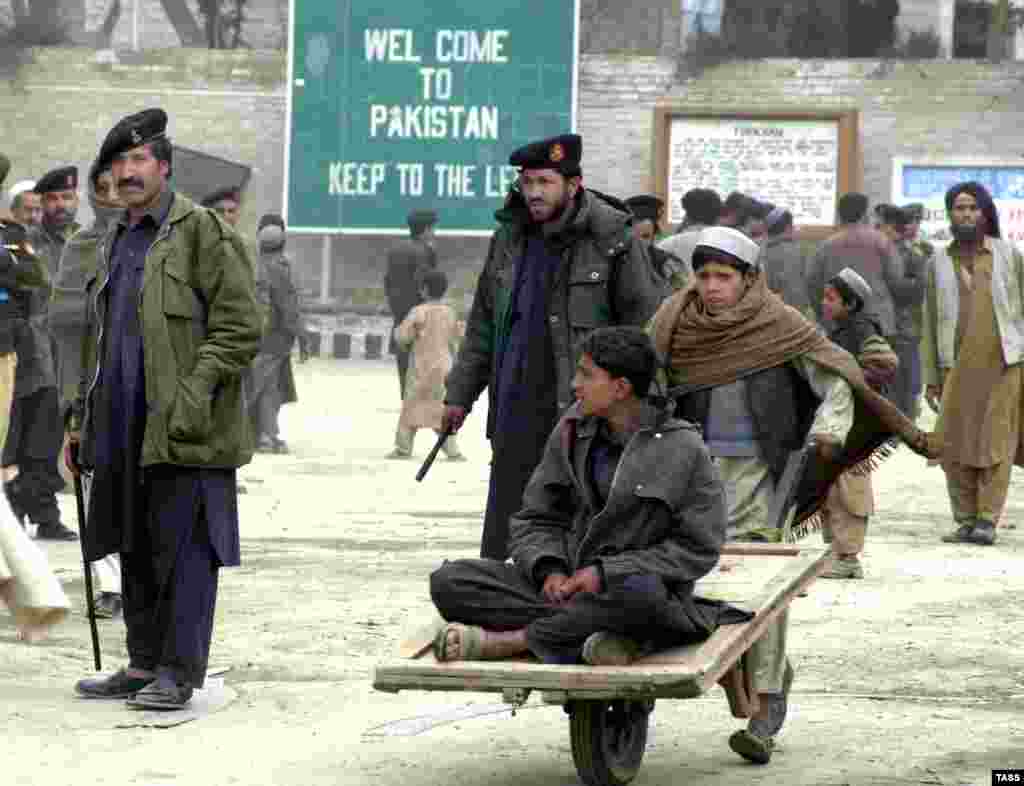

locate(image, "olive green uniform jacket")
[[72, 194, 262, 469], [445, 188, 666, 437]]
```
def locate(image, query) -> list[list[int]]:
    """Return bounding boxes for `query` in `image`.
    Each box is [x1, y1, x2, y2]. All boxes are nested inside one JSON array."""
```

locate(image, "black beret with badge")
[[406, 208, 438, 233], [509, 133, 582, 177], [95, 108, 169, 175], [34, 166, 78, 194], [201, 187, 241, 208], [624, 195, 664, 224]]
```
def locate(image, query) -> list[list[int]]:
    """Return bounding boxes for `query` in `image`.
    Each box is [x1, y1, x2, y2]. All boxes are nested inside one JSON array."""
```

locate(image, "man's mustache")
[[118, 178, 144, 189]]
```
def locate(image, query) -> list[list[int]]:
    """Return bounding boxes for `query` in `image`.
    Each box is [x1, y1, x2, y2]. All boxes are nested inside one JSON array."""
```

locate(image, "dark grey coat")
[[509, 403, 726, 597]]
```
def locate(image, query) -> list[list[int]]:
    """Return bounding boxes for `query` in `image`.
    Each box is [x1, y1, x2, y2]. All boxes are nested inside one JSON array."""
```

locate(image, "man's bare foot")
[[435, 624, 528, 661], [17, 623, 49, 643]]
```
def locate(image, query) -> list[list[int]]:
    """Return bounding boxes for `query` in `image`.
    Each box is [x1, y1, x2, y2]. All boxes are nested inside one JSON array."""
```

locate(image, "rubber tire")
[[569, 699, 651, 786]]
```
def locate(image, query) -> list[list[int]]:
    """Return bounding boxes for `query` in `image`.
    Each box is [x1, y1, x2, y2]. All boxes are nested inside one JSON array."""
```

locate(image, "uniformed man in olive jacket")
[[442, 134, 665, 561], [70, 108, 261, 709]]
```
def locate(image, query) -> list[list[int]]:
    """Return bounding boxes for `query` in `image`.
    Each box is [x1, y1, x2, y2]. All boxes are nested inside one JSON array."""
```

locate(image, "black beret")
[[624, 195, 664, 223], [258, 213, 285, 232], [0, 153, 9, 189], [877, 204, 910, 227], [407, 209, 438, 231], [34, 166, 78, 194], [902, 203, 925, 222], [201, 187, 242, 207], [509, 134, 582, 177], [96, 108, 168, 175]]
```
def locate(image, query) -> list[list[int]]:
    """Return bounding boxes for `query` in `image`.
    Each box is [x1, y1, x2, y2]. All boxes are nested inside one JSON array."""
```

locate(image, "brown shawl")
[[650, 276, 938, 532]]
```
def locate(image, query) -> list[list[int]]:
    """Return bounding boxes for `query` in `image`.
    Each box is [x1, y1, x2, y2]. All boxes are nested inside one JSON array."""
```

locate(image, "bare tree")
[[158, 0, 205, 46]]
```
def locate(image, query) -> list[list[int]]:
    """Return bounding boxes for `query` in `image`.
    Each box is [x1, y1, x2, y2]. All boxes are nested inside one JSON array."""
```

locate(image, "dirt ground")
[[2, 358, 1022, 786]]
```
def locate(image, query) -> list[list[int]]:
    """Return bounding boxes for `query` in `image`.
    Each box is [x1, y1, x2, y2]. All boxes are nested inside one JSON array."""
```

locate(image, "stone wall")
[[578, 56, 1024, 216], [5, 48, 1024, 311]]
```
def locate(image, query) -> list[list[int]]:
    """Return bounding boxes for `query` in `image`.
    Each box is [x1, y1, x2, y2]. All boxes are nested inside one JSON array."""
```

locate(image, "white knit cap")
[[835, 267, 873, 303], [692, 226, 762, 272], [7, 180, 35, 202]]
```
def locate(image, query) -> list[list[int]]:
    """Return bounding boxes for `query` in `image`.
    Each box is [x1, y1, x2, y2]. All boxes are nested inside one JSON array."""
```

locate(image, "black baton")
[[416, 425, 454, 482], [71, 445, 101, 672]]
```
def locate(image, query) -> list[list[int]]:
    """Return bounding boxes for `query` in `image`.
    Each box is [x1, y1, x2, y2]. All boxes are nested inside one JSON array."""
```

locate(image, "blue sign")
[[902, 166, 1024, 201]]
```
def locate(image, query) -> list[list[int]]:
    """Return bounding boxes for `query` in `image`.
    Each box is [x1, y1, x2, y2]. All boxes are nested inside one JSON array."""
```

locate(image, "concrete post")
[[319, 234, 332, 304], [937, 0, 955, 58]]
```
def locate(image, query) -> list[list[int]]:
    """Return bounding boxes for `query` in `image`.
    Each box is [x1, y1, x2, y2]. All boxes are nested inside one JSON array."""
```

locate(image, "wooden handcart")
[[373, 542, 829, 786]]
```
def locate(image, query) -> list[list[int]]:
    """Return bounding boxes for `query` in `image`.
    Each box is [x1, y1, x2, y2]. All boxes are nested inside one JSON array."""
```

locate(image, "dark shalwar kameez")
[[481, 232, 560, 560], [86, 191, 237, 689]]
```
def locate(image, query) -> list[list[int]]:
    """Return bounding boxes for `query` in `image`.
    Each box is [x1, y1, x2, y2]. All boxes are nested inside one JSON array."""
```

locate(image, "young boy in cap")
[[649, 227, 937, 763], [389, 270, 464, 461], [819, 268, 899, 579]]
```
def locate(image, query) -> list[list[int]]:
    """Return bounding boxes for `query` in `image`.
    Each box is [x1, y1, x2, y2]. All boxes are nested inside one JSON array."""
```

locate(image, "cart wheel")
[[569, 699, 652, 786]]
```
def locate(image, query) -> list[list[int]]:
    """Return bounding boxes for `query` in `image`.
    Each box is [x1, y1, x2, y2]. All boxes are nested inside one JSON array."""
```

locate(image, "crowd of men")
[[0, 117, 1016, 753], [381, 131, 1019, 765], [0, 107, 306, 708]]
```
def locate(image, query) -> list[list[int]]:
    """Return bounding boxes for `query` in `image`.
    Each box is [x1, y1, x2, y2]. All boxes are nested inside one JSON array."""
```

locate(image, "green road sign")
[[284, 0, 579, 235]]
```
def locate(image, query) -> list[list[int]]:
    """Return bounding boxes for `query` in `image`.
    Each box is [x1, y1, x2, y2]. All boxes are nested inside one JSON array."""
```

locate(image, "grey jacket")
[[509, 403, 726, 594], [762, 236, 812, 314]]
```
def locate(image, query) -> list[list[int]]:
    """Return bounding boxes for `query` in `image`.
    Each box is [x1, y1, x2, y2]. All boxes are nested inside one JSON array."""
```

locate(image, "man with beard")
[[3, 166, 81, 541], [7, 181, 42, 229], [247, 213, 302, 454], [51, 160, 127, 617], [924, 182, 1024, 546], [70, 108, 261, 708], [649, 226, 937, 763], [443, 134, 663, 561], [385, 209, 439, 398]]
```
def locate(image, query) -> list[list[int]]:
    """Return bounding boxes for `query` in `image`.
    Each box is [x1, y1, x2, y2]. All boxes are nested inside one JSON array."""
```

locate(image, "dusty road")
[[2, 358, 1022, 786]]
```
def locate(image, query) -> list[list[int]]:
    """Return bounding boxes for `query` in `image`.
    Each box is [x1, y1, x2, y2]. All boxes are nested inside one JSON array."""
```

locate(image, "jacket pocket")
[[162, 262, 206, 374], [167, 374, 213, 443], [567, 260, 613, 330]]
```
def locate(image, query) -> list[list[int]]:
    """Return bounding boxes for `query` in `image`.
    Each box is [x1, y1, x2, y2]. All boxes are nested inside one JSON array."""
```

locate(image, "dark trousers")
[[122, 468, 220, 688], [252, 381, 283, 441], [395, 347, 410, 399], [430, 559, 687, 664], [889, 337, 922, 419], [3, 387, 64, 526], [481, 429, 553, 560]]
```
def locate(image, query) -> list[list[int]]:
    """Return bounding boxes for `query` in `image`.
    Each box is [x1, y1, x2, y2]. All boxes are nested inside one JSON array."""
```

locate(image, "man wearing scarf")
[[246, 213, 301, 454], [923, 182, 1024, 546], [50, 160, 128, 617], [649, 226, 936, 764]]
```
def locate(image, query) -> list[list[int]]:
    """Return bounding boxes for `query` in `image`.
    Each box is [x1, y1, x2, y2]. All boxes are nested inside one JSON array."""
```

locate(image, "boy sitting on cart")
[[430, 326, 735, 667]]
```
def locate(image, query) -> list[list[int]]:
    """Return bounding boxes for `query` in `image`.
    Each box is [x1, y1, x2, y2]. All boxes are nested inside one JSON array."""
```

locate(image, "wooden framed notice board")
[[653, 108, 861, 239]]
